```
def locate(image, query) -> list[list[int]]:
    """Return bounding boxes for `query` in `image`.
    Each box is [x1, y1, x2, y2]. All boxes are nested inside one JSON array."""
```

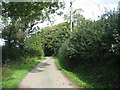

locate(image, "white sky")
[[37, 0, 119, 28], [0, 38, 5, 46], [52, 0, 119, 25]]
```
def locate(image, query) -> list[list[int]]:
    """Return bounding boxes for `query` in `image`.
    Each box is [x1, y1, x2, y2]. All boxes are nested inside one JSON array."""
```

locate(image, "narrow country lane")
[[17, 57, 80, 88]]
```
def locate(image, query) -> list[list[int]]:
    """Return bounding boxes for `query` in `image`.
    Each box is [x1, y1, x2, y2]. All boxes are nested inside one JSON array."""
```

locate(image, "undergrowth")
[[55, 57, 120, 88]]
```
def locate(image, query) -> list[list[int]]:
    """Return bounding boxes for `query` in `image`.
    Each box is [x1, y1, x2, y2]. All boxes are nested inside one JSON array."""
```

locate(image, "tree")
[[38, 22, 70, 55], [64, 8, 85, 27], [2, 2, 64, 50]]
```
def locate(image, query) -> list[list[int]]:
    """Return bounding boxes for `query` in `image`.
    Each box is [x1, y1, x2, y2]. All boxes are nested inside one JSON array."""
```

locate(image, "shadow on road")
[[31, 62, 50, 73]]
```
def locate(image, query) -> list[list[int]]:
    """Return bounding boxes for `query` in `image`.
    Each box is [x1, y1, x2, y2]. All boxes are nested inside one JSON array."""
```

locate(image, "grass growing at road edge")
[[55, 57, 120, 88], [2, 56, 46, 88], [55, 57, 89, 88]]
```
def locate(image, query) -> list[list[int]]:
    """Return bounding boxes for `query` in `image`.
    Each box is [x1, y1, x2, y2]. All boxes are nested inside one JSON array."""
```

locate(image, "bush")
[[38, 22, 70, 56], [58, 42, 79, 68], [2, 46, 22, 63], [57, 11, 120, 88], [58, 11, 120, 68], [24, 34, 44, 57], [2, 34, 44, 64]]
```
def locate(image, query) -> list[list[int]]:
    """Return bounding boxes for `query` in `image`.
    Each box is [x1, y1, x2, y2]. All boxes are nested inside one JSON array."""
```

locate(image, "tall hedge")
[[58, 11, 120, 68]]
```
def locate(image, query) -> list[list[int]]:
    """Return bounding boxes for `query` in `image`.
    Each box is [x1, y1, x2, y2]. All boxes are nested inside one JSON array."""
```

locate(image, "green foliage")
[[58, 11, 120, 67], [2, 57, 45, 88], [64, 8, 85, 27], [46, 22, 70, 55], [2, 47, 21, 63], [2, 3, 120, 88], [57, 10, 120, 88], [24, 34, 44, 57], [55, 58, 120, 88], [2, 2, 64, 62], [38, 22, 70, 56], [2, 2, 64, 22]]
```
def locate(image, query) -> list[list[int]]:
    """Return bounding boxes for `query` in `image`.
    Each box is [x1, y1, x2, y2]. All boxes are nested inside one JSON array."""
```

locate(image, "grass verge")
[[2, 56, 46, 88], [55, 57, 88, 88], [55, 57, 120, 88]]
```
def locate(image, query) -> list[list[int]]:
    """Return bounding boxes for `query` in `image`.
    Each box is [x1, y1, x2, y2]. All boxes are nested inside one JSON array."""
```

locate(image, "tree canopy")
[[2, 2, 64, 49]]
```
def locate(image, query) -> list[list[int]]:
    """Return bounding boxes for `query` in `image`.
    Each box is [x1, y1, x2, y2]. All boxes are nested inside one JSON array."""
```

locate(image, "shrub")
[[2, 46, 22, 63], [24, 34, 44, 57], [38, 22, 70, 56], [58, 11, 120, 68]]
